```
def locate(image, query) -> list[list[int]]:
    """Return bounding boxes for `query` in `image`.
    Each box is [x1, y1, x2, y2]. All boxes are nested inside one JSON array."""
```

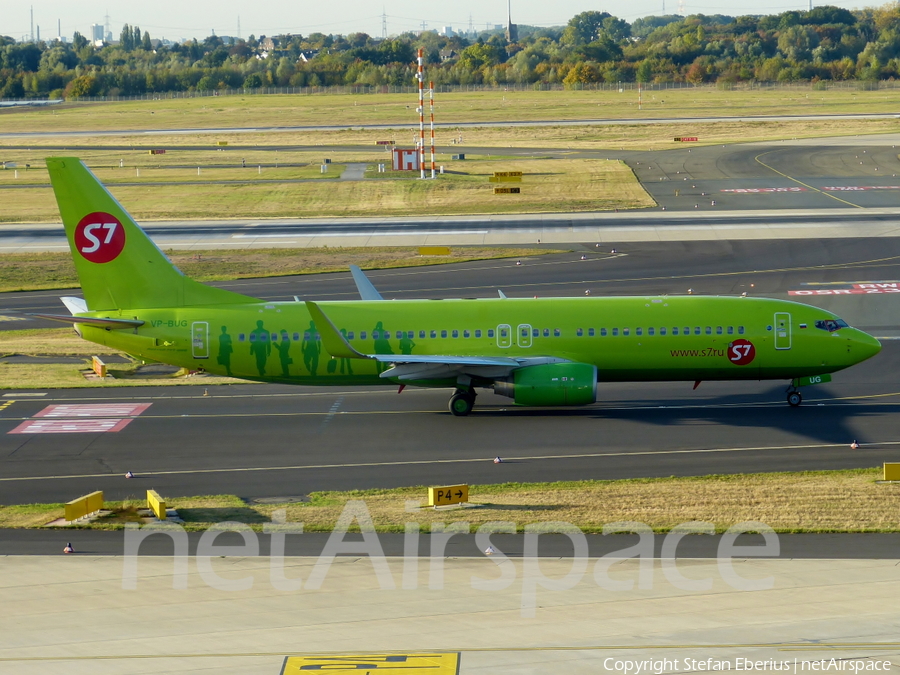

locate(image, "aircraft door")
[[192, 321, 209, 358], [517, 324, 533, 348], [497, 324, 512, 348], [774, 312, 791, 350]]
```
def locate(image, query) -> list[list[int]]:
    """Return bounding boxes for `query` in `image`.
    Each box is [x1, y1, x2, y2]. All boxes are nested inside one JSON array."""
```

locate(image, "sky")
[[3, 0, 874, 43]]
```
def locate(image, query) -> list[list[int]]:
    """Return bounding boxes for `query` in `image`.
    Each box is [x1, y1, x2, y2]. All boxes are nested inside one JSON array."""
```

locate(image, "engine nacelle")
[[493, 362, 598, 406]]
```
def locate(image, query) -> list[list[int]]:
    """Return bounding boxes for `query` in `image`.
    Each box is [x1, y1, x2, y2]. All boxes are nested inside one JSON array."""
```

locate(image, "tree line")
[[2, 5, 900, 99]]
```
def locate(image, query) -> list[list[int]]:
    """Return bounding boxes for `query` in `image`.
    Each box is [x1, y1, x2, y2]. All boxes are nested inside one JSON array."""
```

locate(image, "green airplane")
[[38, 157, 881, 416]]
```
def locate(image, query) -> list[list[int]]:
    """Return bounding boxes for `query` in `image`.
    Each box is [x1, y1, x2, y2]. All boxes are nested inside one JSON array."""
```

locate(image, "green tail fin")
[[46, 157, 255, 311]]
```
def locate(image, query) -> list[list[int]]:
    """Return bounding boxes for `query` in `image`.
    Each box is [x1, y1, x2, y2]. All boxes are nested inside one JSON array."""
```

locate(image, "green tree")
[[562, 11, 612, 46]]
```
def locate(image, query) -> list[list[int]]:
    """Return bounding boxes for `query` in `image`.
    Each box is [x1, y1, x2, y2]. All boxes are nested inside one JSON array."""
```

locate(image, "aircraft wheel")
[[449, 393, 475, 417], [787, 391, 802, 407]]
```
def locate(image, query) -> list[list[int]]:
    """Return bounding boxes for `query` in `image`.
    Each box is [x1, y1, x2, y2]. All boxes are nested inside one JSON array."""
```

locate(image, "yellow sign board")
[[885, 463, 900, 481], [65, 490, 104, 522], [282, 653, 459, 674], [418, 246, 451, 256], [147, 489, 167, 520], [494, 171, 523, 177], [428, 484, 469, 507], [216, 141, 228, 146], [92, 355, 107, 378], [493, 186, 520, 194]]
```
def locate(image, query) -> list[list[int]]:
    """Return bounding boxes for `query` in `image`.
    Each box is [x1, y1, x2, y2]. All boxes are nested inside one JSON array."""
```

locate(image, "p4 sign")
[[74, 212, 126, 263]]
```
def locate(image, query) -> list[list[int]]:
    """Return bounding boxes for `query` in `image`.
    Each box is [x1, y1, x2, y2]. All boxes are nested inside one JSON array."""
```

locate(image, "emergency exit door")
[[774, 313, 791, 350], [192, 321, 209, 358]]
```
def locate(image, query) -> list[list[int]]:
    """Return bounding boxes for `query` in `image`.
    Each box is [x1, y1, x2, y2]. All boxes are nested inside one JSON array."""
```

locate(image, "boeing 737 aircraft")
[[39, 158, 881, 415]]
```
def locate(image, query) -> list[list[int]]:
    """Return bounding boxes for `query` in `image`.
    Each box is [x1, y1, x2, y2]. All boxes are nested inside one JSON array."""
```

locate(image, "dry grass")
[[0, 158, 651, 222], [0, 246, 554, 292], [0, 327, 122, 355], [4, 88, 900, 134], [4, 469, 897, 532]]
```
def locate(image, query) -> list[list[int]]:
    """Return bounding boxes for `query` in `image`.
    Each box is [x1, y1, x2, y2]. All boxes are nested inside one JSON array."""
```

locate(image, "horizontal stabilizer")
[[29, 313, 144, 329]]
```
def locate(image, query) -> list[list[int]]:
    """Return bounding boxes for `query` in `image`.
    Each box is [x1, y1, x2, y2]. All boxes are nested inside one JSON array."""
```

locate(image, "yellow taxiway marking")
[[282, 653, 459, 675], [754, 151, 865, 208], [3, 439, 900, 483], [0, 644, 897, 662]]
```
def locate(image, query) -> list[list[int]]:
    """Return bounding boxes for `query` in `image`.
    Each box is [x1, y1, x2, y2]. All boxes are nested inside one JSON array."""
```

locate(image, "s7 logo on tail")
[[74, 212, 126, 263]]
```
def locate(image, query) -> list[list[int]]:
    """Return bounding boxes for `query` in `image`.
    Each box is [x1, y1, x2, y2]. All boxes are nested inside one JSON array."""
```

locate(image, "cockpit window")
[[815, 318, 849, 332]]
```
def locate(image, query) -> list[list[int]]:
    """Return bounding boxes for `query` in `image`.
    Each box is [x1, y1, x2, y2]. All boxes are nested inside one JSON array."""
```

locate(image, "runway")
[[1, 240, 899, 505]]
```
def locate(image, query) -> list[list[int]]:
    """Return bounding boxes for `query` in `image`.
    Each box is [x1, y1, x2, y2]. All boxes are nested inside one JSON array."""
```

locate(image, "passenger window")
[[694, 327, 701, 335], [261, 333, 268, 342], [396, 331, 403, 339], [600, 328, 607, 336], [464, 330, 470, 338], [407, 331, 414, 338], [346, 332, 354, 340], [488, 329, 495, 338], [738, 326, 745, 335], [419, 330, 425, 339], [716, 326, 723, 335], [272, 333, 279, 342], [475, 329, 482, 338], [588, 328, 595, 337], [577, 328, 583, 336], [360, 331, 367, 339], [430, 330, 437, 338], [238, 333, 246, 342], [499, 327, 508, 338], [612, 328, 619, 336], [660, 327, 666, 335], [543, 328, 550, 337], [636, 328, 643, 336], [648, 327, 655, 336], [533, 328, 539, 337], [452, 330, 459, 338], [727, 326, 734, 335], [441, 330, 448, 338], [554, 329, 561, 337], [705, 327, 711, 335], [672, 327, 678, 335], [250, 333, 256, 342]]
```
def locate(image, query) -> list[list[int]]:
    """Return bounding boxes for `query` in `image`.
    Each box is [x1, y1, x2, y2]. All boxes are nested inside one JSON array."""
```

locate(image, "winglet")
[[350, 265, 384, 301], [305, 301, 368, 360], [498, 289, 507, 299]]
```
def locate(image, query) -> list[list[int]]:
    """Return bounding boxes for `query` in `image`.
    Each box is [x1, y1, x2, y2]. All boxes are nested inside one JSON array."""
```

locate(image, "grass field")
[[3, 468, 897, 532], [0, 246, 555, 292], [4, 87, 900, 134], [0, 158, 653, 222]]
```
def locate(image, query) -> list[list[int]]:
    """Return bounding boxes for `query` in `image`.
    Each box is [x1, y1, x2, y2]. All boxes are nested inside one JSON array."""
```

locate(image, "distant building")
[[439, 48, 458, 62], [90, 24, 104, 42], [506, 0, 518, 42], [298, 50, 319, 62], [440, 26, 455, 37]]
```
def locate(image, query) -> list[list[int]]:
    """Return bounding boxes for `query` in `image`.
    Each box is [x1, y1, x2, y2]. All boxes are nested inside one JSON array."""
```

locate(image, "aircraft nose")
[[852, 331, 882, 363]]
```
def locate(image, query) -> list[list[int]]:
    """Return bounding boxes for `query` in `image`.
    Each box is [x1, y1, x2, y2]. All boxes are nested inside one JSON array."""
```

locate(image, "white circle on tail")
[[74, 212, 126, 263]]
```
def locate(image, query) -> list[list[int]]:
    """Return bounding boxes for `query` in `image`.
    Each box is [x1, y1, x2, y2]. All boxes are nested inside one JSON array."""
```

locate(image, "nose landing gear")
[[786, 388, 802, 407]]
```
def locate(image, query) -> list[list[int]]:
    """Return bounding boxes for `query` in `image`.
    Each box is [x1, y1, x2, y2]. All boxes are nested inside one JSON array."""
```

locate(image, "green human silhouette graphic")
[[216, 326, 233, 376], [276, 329, 292, 377], [372, 321, 394, 374], [399, 331, 415, 355], [249, 320, 270, 376], [339, 328, 354, 375], [302, 321, 321, 376]]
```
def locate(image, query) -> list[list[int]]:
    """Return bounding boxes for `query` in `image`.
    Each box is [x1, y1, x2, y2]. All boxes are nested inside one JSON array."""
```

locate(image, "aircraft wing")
[[305, 301, 521, 379]]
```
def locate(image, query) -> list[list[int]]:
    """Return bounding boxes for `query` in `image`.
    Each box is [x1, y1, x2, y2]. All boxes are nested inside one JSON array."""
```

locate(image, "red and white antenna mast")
[[416, 49, 426, 179]]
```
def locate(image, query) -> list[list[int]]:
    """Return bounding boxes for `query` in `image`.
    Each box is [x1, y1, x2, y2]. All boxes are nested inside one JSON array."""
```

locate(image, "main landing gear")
[[786, 387, 803, 407], [449, 388, 477, 416]]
